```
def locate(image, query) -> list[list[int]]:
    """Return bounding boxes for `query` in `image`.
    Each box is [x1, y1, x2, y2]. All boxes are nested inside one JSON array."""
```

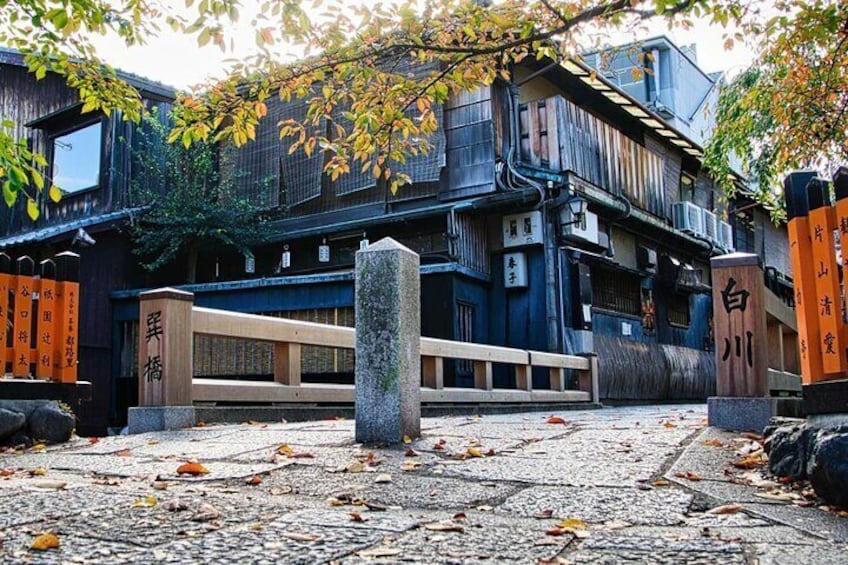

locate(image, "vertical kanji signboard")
[[711, 253, 769, 397], [138, 288, 194, 406]]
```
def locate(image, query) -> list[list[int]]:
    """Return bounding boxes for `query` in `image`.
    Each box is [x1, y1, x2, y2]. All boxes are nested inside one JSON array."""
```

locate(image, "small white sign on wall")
[[621, 321, 632, 336], [504, 252, 528, 288]]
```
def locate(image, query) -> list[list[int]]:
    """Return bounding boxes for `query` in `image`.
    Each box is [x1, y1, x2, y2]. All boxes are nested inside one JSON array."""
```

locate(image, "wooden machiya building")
[[0, 40, 793, 434]]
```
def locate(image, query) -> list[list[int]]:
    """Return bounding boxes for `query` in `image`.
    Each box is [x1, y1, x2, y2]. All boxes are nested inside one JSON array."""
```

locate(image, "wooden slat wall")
[[451, 212, 490, 275], [520, 96, 667, 217]]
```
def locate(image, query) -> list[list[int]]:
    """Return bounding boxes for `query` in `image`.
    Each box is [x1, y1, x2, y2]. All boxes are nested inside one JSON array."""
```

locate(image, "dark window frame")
[[591, 264, 642, 318], [666, 292, 691, 328], [48, 117, 107, 197]]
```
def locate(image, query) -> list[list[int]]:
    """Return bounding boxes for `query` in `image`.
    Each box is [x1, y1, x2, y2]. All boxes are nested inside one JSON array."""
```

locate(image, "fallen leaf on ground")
[[277, 444, 294, 457], [433, 439, 446, 450], [453, 512, 467, 521], [405, 448, 418, 457], [32, 480, 66, 490], [546, 416, 567, 425], [30, 444, 46, 451], [147, 439, 159, 445], [191, 503, 222, 522], [466, 447, 483, 458], [374, 474, 392, 484], [88, 437, 100, 444], [423, 522, 465, 532], [349, 511, 369, 522], [245, 475, 263, 485], [132, 496, 157, 508], [652, 479, 670, 487], [702, 439, 725, 447], [754, 491, 798, 502], [663, 421, 677, 428], [31, 532, 60, 551], [29, 468, 47, 477], [347, 461, 367, 473], [401, 461, 422, 472], [732, 455, 766, 470], [176, 462, 209, 476], [116, 449, 132, 457], [674, 471, 703, 481], [270, 485, 294, 495], [357, 547, 402, 558], [402, 435, 413, 444], [737, 471, 779, 489], [558, 518, 588, 530], [707, 504, 743, 515], [0, 469, 14, 477]]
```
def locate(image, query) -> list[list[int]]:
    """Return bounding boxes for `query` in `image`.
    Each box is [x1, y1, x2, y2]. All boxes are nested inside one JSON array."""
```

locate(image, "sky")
[[92, 3, 755, 92]]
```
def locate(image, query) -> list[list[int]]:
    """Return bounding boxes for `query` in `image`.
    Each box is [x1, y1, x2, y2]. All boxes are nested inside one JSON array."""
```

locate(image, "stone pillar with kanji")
[[128, 287, 196, 433]]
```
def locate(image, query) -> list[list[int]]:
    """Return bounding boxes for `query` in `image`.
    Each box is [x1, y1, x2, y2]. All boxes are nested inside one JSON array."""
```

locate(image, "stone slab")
[[128, 406, 196, 434], [708, 397, 802, 433], [803, 379, 848, 415]]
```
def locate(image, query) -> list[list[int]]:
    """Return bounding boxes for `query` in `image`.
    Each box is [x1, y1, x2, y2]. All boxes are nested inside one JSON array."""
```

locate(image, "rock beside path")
[[0, 400, 74, 444], [765, 420, 848, 508]]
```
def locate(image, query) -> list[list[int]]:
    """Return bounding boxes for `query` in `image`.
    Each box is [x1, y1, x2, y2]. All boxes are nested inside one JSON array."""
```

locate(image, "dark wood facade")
[[0, 45, 793, 432]]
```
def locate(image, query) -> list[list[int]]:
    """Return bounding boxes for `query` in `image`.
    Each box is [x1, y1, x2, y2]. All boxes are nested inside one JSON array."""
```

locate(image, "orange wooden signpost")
[[784, 170, 848, 384], [0, 251, 79, 383]]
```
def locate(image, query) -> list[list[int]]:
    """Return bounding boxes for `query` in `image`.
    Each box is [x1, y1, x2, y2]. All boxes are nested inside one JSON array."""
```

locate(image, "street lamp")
[[561, 195, 588, 227]]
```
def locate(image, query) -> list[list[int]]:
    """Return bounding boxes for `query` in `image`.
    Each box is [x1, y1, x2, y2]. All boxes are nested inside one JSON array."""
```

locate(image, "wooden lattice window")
[[591, 265, 641, 316], [666, 292, 691, 328]]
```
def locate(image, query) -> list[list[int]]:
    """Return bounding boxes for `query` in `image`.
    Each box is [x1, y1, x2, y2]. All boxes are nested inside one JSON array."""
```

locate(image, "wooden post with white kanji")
[[54, 252, 80, 383], [35, 259, 56, 379], [137, 288, 194, 406], [12, 256, 34, 377], [710, 253, 769, 397]]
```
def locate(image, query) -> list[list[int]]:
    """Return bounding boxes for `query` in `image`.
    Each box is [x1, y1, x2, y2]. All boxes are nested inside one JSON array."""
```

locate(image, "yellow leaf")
[[131, 496, 157, 508], [30, 467, 47, 476], [402, 435, 412, 444], [466, 447, 482, 458], [26, 198, 39, 221], [277, 444, 294, 457], [30, 444, 46, 451], [31, 532, 60, 551], [48, 185, 62, 203], [558, 518, 588, 530]]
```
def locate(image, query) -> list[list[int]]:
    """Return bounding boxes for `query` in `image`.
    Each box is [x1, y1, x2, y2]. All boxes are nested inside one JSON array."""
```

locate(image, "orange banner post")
[[0, 253, 10, 376], [54, 252, 80, 383], [806, 178, 848, 376], [35, 259, 57, 380], [833, 166, 848, 303], [783, 172, 826, 383], [11, 256, 35, 378]]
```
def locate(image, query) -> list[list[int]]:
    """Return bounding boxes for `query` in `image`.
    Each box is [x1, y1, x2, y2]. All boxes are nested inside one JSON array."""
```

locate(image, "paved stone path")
[[0, 404, 846, 564]]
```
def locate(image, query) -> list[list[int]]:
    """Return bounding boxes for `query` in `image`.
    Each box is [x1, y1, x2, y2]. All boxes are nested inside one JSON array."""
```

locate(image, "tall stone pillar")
[[354, 238, 421, 443]]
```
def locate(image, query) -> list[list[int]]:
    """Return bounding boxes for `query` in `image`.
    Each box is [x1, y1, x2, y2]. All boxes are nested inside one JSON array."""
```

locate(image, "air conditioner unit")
[[672, 201, 705, 236], [561, 209, 599, 245], [702, 210, 718, 243], [637, 246, 657, 271], [719, 221, 734, 251]]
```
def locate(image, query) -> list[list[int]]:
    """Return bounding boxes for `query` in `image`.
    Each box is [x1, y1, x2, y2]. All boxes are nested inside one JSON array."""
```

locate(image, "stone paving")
[[0, 404, 846, 564]]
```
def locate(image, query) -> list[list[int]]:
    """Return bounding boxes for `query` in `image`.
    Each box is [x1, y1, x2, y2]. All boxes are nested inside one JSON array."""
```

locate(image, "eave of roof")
[[0, 207, 146, 250], [0, 47, 176, 101]]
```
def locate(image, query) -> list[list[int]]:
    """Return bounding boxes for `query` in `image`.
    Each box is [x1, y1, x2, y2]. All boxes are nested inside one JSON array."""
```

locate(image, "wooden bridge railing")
[[0, 252, 80, 383], [138, 288, 598, 407]]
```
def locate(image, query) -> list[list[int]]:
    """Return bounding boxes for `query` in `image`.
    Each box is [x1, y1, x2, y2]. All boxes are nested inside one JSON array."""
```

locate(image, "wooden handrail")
[[140, 298, 598, 407]]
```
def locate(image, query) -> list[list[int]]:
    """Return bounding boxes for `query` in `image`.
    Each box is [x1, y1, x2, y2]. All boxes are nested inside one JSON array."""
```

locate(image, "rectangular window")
[[732, 211, 755, 253], [591, 264, 642, 316], [456, 301, 475, 375], [52, 121, 102, 194], [666, 293, 691, 327], [679, 173, 695, 202]]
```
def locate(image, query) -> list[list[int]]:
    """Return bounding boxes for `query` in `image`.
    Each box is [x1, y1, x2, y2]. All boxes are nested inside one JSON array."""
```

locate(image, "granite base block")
[[708, 397, 803, 433], [128, 406, 196, 434]]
